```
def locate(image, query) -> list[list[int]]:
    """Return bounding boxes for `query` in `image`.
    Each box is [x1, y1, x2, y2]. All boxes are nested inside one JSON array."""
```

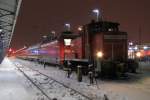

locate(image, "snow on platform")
[[11, 58, 150, 100], [0, 58, 46, 100]]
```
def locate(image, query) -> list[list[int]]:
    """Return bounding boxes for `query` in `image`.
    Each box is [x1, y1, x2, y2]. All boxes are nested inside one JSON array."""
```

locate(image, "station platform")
[[1, 57, 150, 100], [0, 58, 37, 100]]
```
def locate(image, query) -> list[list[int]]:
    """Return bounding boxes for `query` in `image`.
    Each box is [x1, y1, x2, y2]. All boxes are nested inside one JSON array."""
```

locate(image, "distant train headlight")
[[97, 51, 103, 58]]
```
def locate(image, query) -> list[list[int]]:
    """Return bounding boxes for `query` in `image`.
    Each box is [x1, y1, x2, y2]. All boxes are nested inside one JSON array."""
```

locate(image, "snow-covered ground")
[[0, 57, 49, 100], [10, 58, 150, 100], [16, 64, 90, 100]]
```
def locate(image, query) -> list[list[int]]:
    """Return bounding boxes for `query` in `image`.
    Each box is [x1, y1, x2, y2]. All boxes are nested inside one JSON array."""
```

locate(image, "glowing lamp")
[[134, 46, 138, 50], [0, 29, 2, 32], [143, 46, 148, 50], [129, 47, 133, 50], [136, 52, 141, 58], [51, 31, 56, 34], [42, 35, 47, 38], [64, 39, 72, 46], [65, 23, 71, 31], [78, 26, 82, 31], [97, 51, 103, 58], [129, 42, 133, 46], [92, 9, 100, 21], [93, 9, 99, 14], [9, 48, 12, 52]]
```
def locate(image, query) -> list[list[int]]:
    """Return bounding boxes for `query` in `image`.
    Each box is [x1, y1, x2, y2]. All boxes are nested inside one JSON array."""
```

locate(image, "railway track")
[[14, 61, 93, 100]]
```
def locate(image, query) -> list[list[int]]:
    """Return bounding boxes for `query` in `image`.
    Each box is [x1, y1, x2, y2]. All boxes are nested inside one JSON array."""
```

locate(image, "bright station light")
[[129, 42, 133, 46], [42, 35, 47, 38], [93, 9, 99, 14], [129, 47, 133, 50], [92, 9, 100, 21], [134, 46, 138, 50], [65, 23, 71, 31], [143, 46, 148, 50], [78, 26, 82, 31], [51, 31, 56, 34]]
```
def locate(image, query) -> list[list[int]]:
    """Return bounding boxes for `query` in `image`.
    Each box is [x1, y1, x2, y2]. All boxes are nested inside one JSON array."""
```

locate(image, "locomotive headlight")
[[64, 39, 72, 46], [136, 52, 141, 58], [97, 51, 103, 58]]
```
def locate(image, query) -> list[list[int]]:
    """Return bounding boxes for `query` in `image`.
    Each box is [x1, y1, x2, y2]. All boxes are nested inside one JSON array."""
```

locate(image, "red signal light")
[[9, 48, 12, 52]]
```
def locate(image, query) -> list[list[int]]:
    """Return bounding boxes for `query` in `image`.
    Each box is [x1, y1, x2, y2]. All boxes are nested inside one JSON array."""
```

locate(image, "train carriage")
[[38, 40, 60, 64], [14, 20, 137, 77]]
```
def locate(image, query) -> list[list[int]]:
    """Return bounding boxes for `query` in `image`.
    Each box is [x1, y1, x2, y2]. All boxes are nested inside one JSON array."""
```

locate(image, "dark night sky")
[[11, 0, 150, 49]]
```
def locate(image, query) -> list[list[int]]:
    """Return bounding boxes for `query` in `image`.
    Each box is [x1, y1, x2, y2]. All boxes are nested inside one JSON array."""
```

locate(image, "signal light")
[[9, 48, 12, 52]]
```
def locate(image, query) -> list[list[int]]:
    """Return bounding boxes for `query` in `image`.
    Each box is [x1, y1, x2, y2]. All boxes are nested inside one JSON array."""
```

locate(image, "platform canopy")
[[0, 0, 22, 49]]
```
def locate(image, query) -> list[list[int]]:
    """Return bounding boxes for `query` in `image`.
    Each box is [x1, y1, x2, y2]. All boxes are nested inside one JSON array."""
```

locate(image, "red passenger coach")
[[25, 32, 80, 65], [58, 32, 80, 63], [39, 40, 60, 64]]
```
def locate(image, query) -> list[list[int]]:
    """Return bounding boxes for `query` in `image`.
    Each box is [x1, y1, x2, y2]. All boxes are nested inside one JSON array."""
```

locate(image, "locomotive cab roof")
[[85, 20, 120, 33]]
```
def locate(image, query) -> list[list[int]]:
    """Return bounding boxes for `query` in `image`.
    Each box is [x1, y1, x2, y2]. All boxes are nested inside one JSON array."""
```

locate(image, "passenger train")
[[13, 20, 138, 77]]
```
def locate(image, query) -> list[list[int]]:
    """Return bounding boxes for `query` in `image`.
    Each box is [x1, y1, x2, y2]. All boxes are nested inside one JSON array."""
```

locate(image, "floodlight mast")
[[92, 8, 103, 21], [93, 9, 99, 21], [65, 23, 71, 31]]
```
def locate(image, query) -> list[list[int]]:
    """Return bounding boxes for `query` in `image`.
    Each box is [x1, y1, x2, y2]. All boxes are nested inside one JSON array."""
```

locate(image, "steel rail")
[[15, 61, 93, 100]]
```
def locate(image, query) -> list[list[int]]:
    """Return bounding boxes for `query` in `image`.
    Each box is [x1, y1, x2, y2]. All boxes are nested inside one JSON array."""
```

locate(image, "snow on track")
[[14, 62, 92, 100]]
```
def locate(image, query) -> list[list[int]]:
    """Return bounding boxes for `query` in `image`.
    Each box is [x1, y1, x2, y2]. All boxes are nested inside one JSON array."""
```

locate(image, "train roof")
[[84, 20, 122, 33], [27, 43, 40, 50], [87, 20, 120, 26]]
